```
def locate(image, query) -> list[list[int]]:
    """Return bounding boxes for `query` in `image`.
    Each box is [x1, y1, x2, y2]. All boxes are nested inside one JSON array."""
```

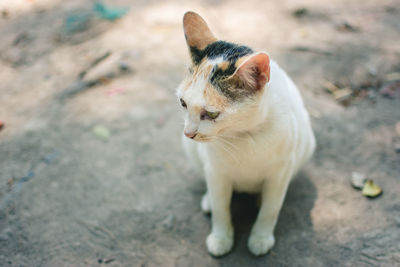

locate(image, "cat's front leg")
[[201, 192, 211, 213], [205, 171, 233, 256], [248, 167, 293, 256]]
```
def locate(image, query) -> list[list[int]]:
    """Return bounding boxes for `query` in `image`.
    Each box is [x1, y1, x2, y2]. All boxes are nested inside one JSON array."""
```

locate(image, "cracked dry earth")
[[0, 0, 399, 266]]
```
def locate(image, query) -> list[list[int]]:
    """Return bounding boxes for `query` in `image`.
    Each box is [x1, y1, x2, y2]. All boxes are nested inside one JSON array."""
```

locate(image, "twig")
[[79, 51, 112, 80], [290, 46, 333, 56]]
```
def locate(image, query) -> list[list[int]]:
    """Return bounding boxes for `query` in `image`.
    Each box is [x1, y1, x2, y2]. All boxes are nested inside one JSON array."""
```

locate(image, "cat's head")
[[176, 11, 270, 142]]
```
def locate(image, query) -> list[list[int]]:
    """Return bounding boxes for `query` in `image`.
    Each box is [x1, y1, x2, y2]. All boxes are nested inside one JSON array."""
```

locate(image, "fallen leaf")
[[93, 125, 110, 140], [336, 22, 359, 32], [362, 179, 382, 198], [351, 172, 366, 190], [323, 81, 339, 94], [333, 87, 352, 101], [292, 46, 332, 56], [385, 72, 400, 82]]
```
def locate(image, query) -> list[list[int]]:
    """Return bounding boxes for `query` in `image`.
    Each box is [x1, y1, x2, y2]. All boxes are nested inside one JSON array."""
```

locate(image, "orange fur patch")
[[191, 59, 206, 80], [218, 61, 229, 71], [234, 55, 251, 68], [182, 78, 192, 91], [193, 105, 203, 114], [204, 84, 229, 110], [204, 65, 213, 79], [191, 60, 214, 81]]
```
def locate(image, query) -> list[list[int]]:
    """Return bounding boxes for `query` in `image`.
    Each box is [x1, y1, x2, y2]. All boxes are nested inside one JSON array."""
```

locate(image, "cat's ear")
[[183, 11, 217, 51], [231, 52, 270, 92]]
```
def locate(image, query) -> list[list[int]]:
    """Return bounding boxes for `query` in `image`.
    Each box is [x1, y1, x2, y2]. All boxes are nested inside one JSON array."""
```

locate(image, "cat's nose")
[[184, 131, 197, 139]]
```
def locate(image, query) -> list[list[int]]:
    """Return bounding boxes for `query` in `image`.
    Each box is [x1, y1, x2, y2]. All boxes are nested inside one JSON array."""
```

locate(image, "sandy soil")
[[0, 0, 399, 266]]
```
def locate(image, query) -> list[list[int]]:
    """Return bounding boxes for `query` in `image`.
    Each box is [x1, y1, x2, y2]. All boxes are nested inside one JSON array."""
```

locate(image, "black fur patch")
[[189, 46, 204, 65], [189, 41, 253, 100], [190, 41, 253, 65]]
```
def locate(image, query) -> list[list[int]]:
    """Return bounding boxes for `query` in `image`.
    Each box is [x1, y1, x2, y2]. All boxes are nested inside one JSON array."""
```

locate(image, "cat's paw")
[[206, 232, 233, 256], [201, 193, 211, 214], [247, 233, 275, 256]]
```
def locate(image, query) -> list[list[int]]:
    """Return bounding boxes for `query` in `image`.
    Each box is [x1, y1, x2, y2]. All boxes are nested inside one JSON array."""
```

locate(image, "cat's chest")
[[198, 135, 286, 191]]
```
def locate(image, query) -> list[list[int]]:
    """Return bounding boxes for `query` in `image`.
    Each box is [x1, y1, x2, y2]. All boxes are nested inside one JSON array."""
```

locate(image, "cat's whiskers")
[[246, 132, 256, 147], [216, 136, 240, 152], [214, 137, 241, 164], [218, 133, 257, 155], [215, 140, 234, 155], [218, 144, 240, 165]]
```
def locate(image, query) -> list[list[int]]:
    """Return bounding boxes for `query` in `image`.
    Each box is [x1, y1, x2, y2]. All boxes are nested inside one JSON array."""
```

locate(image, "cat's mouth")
[[194, 137, 211, 142], [193, 134, 213, 142], [195, 138, 211, 142]]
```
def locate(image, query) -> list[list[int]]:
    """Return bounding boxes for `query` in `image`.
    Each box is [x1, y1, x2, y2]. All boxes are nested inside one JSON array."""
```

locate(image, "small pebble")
[[119, 62, 131, 72], [351, 172, 366, 189]]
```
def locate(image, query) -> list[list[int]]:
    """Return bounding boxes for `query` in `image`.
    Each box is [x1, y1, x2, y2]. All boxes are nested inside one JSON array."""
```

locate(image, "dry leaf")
[[323, 81, 339, 94], [385, 72, 400, 82], [362, 179, 382, 198], [93, 125, 110, 140], [333, 88, 352, 101]]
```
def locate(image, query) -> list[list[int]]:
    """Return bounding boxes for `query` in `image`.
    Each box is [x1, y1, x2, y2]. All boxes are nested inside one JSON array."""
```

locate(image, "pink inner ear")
[[237, 53, 270, 91]]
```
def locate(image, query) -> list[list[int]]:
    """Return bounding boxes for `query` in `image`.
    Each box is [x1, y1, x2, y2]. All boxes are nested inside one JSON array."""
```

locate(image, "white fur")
[[177, 59, 316, 256]]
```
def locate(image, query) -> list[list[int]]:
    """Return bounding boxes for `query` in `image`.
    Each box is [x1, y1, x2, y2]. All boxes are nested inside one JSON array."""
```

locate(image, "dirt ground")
[[0, 0, 399, 266]]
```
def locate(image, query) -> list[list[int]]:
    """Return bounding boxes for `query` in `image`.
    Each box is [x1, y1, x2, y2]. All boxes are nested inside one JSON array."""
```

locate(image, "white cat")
[[176, 11, 316, 256]]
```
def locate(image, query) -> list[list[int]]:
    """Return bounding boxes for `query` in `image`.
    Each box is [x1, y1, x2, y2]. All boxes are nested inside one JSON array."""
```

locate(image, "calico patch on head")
[[178, 12, 271, 141], [182, 12, 270, 101]]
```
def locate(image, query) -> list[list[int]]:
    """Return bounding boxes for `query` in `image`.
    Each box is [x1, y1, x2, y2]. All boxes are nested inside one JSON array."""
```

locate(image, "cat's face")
[[177, 12, 271, 142]]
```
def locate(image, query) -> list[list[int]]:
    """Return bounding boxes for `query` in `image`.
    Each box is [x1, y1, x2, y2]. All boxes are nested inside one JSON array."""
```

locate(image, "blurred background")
[[0, 0, 399, 266]]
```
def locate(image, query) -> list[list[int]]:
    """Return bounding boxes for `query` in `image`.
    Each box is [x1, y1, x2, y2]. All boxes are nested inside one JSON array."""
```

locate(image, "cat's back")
[[268, 60, 316, 166], [267, 60, 307, 111]]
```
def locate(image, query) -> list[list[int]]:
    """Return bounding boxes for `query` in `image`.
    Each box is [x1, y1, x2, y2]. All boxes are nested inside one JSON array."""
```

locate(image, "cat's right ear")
[[230, 52, 270, 92], [183, 12, 217, 63]]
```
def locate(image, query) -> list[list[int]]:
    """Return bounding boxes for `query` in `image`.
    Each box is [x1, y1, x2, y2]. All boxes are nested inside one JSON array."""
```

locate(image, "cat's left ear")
[[232, 52, 270, 92], [183, 11, 216, 50]]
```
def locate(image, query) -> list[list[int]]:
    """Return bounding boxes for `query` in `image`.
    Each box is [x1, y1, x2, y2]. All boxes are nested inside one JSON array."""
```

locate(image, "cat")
[[176, 11, 316, 256]]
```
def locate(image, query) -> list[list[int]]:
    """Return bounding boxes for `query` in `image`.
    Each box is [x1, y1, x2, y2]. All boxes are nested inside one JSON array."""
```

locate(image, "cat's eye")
[[201, 111, 220, 120], [180, 98, 187, 108], [207, 111, 220, 119]]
